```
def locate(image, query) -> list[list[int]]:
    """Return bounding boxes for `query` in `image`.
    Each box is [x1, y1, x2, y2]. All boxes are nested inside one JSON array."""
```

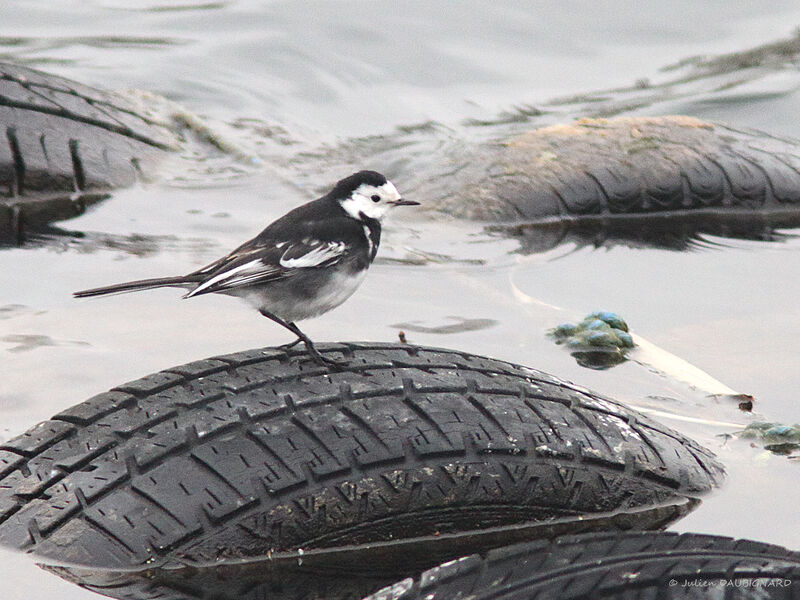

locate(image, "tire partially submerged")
[[434, 116, 800, 221], [426, 116, 800, 250], [0, 343, 724, 568], [366, 531, 800, 600], [4, 60, 800, 252], [0, 62, 177, 242]]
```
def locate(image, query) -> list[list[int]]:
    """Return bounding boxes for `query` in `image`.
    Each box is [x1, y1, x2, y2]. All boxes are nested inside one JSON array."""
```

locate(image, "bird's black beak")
[[391, 199, 420, 206]]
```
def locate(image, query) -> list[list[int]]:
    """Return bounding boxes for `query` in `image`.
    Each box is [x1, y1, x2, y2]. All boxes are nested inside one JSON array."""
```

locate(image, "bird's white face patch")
[[339, 181, 402, 221]]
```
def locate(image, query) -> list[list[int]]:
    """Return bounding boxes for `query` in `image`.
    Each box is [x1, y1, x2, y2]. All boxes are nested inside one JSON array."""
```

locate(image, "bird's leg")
[[284, 321, 349, 369], [258, 309, 347, 369], [258, 309, 304, 351]]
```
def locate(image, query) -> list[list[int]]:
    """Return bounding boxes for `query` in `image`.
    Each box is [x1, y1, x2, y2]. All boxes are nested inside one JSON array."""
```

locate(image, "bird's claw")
[[308, 350, 349, 370], [272, 339, 347, 369], [277, 338, 303, 351]]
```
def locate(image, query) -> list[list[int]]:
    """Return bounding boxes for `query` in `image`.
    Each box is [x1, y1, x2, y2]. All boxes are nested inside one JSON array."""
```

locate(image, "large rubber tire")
[[0, 62, 176, 241], [0, 343, 724, 569], [432, 116, 800, 221], [366, 531, 800, 600], [416, 116, 800, 251]]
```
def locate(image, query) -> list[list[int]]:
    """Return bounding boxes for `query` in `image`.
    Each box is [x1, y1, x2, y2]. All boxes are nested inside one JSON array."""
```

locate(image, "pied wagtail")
[[74, 170, 419, 367]]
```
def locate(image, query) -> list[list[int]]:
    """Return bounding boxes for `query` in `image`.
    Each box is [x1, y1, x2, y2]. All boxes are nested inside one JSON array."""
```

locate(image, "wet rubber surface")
[[366, 531, 800, 600], [0, 63, 176, 241], [428, 117, 800, 223], [0, 343, 722, 568]]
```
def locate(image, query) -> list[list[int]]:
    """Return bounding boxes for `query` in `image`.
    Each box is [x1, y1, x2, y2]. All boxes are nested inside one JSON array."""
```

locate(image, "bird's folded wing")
[[277, 240, 347, 267], [186, 239, 347, 297]]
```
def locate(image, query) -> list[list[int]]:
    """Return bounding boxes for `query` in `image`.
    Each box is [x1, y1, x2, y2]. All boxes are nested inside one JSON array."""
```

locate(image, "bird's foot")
[[277, 337, 303, 351], [260, 313, 349, 370], [304, 342, 349, 370]]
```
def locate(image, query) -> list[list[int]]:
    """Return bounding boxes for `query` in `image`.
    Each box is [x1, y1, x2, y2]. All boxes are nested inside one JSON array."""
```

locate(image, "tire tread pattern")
[[0, 343, 724, 567], [0, 62, 176, 237], [365, 531, 800, 599]]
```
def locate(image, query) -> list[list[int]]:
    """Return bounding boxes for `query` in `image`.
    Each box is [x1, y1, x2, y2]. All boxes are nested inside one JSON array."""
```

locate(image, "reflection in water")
[[0, 193, 113, 248], [49, 553, 399, 600], [0, 35, 188, 56], [14, 227, 218, 258], [0, 304, 43, 320], [496, 210, 800, 255], [114, 2, 231, 13], [39, 499, 694, 600], [0, 334, 90, 353], [377, 247, 486, 266], [391, 316, 498, 334], [50, 564, 392, 600], [547, 31, 800, 122], [10, 204, 800, 259]]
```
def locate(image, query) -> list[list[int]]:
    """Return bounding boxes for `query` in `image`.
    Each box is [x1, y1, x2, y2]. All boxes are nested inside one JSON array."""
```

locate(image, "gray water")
[[2, 2, 800, 598]]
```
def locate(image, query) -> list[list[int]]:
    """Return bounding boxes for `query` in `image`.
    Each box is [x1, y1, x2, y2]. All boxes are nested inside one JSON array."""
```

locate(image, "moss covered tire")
[[0, 343, 724, 568], [367, 531, 800, 600], [0, 62, 176, 241]]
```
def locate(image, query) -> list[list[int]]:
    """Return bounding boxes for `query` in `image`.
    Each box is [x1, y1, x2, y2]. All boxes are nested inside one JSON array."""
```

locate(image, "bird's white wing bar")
[[185, 241, 347, 298], [279, 241, 346, 268], [185, 259, 277, 297]]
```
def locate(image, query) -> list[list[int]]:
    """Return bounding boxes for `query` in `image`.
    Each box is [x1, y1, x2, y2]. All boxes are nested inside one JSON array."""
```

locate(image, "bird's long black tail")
[[73, 276, 194, 298]]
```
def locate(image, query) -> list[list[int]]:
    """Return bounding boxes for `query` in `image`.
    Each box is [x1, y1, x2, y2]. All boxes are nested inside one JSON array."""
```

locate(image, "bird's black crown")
[[327, 170, 387, 200]]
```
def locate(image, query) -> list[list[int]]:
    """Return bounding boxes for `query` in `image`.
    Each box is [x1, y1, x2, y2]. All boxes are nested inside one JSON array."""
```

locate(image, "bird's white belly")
[[239, 269, 368, 323]]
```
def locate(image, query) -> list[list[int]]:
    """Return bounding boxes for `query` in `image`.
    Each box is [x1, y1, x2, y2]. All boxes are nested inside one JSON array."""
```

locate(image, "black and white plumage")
[[74, 170, 418, 367]]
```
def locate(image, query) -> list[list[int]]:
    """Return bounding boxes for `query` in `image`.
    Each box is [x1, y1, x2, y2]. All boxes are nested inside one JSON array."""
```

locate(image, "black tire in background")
[[366, 531, 800, 600], [0, 343, 724, 569], [0, 62, 176, 241], [416, 116, 800, 252]]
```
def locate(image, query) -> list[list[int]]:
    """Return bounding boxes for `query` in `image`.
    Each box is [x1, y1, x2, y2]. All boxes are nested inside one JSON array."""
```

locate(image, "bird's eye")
[[370, 194, 381, 202]]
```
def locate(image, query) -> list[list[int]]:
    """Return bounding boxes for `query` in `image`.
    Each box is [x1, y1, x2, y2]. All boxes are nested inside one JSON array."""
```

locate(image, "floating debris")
[[0, 334, 90, 353], [548, 311, 634, 369], [730, 421, 800, 457], [392, 316, 498, 335], [709, 393, 754, 412]]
